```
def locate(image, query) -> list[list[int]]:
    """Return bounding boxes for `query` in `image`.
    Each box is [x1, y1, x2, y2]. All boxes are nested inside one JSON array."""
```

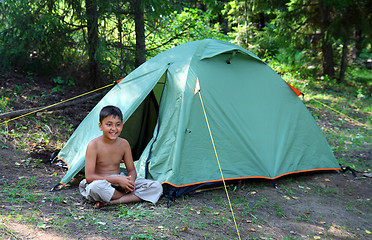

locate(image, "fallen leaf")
[[363, 173, 372, 178], [313, 236, 321, 239], [366, 230, 371, 234], [291, 196, 299, 199], [319, 221, 326, 224], [134, 219, 140, 222], [250, 228, 256, 232], [305, 211, 310, 214], [283, 195, 291, 200], [324, 178, 330, 182], [37, 223, 48, 229], [250, 191, 257, 195], [34, 190, 44, 193], [183, 226, 188, 231]]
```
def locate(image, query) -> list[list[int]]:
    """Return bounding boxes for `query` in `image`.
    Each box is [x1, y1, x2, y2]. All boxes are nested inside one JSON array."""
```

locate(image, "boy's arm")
[[122, 139, 137, 183], [84, 141, 100, 184]]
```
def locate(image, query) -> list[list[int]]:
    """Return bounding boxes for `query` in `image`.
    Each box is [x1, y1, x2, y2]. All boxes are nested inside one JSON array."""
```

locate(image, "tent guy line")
[[310, 98, 371, 129], [195, 77, 242, 240], [0, 80, 119, 136]]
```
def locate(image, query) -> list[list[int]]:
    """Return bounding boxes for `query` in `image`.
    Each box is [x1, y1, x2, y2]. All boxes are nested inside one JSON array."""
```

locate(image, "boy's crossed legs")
[[94, 190, 141, 208], [80, 176, 162, 208]]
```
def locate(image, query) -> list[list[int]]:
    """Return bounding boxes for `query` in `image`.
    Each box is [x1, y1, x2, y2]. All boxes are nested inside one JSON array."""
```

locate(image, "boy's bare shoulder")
[[117, 137, 130, 146], [86, 136, 104, 151], [88, 136, 102, 145]]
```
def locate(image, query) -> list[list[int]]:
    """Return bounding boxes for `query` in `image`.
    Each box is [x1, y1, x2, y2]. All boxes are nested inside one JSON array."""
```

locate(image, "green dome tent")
[[52, 39, 340, 197]]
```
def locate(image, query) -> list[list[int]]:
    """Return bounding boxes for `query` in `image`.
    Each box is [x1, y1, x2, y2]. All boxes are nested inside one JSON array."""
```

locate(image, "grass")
[[0, 172, 370, 239]]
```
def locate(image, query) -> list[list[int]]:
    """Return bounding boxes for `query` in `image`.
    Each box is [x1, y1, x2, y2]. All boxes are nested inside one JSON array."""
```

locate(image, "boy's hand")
[[118, 176, 135, 193]]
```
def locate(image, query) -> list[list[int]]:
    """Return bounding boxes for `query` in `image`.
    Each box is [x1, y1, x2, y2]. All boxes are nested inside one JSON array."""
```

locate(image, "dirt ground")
[[0, 143, 371, 240], [0, 74, 371, 239]]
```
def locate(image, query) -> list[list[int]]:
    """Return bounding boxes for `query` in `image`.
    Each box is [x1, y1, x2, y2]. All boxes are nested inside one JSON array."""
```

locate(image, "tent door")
[[120, 73, 166, 160], [120, 91, 159, 160]]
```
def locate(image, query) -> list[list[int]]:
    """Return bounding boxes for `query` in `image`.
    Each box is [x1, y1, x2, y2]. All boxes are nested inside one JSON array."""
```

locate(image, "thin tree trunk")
[[86, 0, 100, 87], [339, 40, 348, 83], [354, 27, 362, 60], [132, 0, 146, 67], [339, 24, 349, 83], [319, 0, 335, 78], [128, 0, 159, 161]]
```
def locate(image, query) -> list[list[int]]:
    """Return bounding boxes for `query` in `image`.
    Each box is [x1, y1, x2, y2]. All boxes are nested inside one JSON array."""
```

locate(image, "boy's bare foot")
[[94, 201, 107, 209]]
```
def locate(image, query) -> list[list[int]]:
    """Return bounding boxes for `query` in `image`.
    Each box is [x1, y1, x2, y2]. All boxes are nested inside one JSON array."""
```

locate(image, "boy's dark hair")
[[99, 106, 123, 123]]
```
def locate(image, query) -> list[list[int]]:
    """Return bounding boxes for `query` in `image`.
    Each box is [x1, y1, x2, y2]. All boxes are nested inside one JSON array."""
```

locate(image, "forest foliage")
[[0, 0, 371, 88]]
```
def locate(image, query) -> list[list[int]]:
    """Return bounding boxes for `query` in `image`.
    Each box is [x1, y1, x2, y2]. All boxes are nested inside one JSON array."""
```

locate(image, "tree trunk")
[[339, 39, 348, 83], [128, 0, 159, 161], [132, 0, 146, 67], [319, 0, 335, 78], [339, 17, 350, 84], [354, 27, 363, 60], [86, 0, 100, 87]]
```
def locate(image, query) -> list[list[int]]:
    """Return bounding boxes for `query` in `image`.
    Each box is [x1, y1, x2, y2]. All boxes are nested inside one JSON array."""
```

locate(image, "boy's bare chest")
[[96, 144, 124, 163], [92, 140, 126, 174], [94, 149, 123, 175]]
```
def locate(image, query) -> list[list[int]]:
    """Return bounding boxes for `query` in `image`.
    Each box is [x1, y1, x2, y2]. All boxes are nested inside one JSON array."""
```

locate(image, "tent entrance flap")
[[120, 73, 166, 161], [120, 91, 158, 160]]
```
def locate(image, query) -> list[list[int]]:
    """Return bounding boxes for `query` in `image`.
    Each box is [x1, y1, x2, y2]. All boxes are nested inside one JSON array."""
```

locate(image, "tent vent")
[[226, 51, 237, 64]]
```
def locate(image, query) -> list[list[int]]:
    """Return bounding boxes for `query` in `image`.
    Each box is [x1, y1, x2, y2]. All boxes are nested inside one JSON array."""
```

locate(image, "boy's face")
[[98, 115, 123, 141]]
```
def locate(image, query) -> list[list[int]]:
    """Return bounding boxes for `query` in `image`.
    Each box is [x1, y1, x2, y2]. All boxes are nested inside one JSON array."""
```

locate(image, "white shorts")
[[79, 173, 163, 204]]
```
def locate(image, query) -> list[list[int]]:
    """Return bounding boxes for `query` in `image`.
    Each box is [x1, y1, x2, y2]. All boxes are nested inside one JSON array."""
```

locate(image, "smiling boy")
[[79, 106, 162, 208]]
